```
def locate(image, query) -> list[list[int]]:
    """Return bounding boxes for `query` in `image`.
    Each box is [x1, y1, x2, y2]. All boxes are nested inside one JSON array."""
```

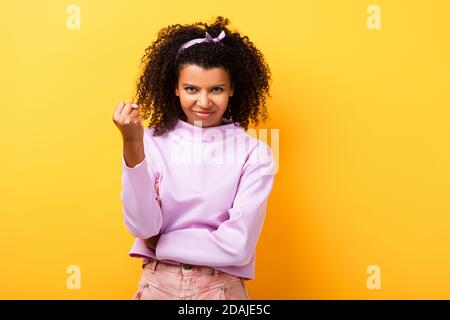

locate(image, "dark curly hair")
[[132, 16, 272, 136]]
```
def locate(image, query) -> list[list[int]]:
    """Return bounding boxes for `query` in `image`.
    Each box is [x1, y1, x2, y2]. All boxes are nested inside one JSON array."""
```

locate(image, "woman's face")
[[175, 64, 234, 127]]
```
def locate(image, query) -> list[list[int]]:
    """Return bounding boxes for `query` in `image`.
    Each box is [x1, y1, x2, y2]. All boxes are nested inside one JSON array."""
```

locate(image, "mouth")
[[192, 111, 215, 119]]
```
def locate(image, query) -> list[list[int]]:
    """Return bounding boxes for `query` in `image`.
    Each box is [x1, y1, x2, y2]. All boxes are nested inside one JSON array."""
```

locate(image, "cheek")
[[178, 93, 229, 108], [179, 94, 196, 105]]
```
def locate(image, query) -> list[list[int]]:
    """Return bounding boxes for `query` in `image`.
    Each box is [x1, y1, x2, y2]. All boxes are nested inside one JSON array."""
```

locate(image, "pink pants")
[[132, 257, 250, 300]]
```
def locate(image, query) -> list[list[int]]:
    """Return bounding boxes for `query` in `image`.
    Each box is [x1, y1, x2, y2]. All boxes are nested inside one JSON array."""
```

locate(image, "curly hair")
[[132, 16, 272, 136]]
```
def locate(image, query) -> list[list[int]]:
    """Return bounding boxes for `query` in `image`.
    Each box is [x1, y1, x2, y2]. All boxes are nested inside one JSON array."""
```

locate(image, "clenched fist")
[[112, 101, 144, 142]]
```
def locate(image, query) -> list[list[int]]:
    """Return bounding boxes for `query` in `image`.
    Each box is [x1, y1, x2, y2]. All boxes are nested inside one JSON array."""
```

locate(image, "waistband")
[[142, 257, 223, 277]]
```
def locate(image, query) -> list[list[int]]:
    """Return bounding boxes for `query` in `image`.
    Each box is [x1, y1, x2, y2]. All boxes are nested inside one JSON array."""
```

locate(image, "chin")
[[191, 119, 215, 126], [190, 117, 221, 127]]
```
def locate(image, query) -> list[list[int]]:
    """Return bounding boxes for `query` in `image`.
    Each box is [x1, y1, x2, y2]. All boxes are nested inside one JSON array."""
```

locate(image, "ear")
[[229, 83, 234, 97], [175, 86, 179, 96]]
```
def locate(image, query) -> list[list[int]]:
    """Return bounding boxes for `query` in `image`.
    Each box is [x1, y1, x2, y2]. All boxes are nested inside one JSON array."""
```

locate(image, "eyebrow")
[[182, 83, 227, 88]]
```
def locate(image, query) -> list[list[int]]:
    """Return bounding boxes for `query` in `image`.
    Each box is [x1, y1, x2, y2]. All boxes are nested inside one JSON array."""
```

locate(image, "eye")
[[184, 87, 196, 93], [183, 87, 224, 93]]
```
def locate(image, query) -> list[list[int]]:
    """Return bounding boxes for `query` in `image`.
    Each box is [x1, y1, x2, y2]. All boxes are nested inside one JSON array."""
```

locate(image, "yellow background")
[[1, 0, 449, 299]]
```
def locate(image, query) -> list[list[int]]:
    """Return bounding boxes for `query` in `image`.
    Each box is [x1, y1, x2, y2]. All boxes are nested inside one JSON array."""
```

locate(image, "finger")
[[123, 103, 140, 120], [127, 112, 141, 121], [113, 101, 125, 121], [129, 101, 139, 110], [129, 117, 143, 126], [120, 103, 133, 121], [128, 109, 139, 119]]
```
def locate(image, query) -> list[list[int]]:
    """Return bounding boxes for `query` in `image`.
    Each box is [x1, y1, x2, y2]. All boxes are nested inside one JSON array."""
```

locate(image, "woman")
[[112, 16, 276, 300]]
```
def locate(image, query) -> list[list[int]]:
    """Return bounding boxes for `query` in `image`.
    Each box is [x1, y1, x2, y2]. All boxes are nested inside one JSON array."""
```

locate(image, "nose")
[[196, 90, 212, 109]]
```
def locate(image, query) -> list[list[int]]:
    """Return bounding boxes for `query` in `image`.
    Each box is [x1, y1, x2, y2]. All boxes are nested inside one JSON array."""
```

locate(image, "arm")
[[143, 179, 162, 250], [120, 140, 163, 239], [155, 142, 276, 267]]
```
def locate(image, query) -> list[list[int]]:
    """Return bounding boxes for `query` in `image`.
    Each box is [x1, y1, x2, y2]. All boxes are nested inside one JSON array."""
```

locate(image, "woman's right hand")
[[112, 101, 143, 142]]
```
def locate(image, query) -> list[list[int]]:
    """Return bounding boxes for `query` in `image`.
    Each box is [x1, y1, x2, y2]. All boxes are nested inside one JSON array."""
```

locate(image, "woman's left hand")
[[144, 179, 162, 250], [144, 233, 161, 251]]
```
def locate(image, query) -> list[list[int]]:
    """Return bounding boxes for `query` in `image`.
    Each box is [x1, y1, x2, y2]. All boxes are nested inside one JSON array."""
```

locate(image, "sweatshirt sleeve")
[[120, 147, 163, 239], [155, 142, 276, 267]]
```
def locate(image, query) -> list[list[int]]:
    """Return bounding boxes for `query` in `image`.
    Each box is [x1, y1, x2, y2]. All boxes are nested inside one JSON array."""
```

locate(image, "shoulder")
[[238, 131, 274, 169]]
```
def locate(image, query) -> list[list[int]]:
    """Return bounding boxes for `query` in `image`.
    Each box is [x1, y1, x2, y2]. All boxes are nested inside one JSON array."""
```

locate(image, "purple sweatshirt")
[[120, 117, 276, 280]]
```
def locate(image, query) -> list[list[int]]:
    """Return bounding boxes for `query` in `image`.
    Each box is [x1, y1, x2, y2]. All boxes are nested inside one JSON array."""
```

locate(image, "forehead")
[[178, 64, 231, 85]]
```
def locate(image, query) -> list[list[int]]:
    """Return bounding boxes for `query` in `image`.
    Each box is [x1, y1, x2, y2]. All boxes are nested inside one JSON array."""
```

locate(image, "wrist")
[[123, 140, 145, 168]]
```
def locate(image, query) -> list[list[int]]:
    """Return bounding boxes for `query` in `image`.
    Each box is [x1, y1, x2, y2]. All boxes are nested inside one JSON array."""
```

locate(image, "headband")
[[175, 30, 226, 60]]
